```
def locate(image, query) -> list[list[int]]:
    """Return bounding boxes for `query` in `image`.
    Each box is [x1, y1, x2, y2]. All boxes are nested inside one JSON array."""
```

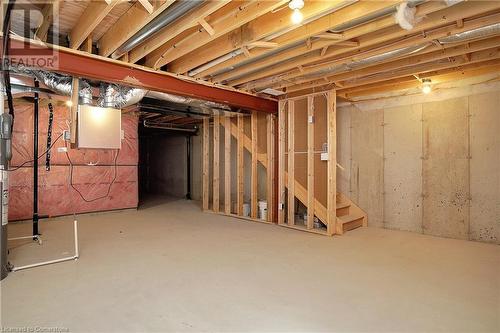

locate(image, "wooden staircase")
[[220, 118, 367, 236], [335, 192, 367, 235]]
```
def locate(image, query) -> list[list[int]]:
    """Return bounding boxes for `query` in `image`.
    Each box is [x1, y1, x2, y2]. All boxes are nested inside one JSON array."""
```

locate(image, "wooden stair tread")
[[338, 214, 365, 224], [336, 202, 350, 210]]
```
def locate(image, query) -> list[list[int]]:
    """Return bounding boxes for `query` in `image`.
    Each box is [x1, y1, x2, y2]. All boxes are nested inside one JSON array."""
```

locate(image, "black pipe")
[[186, 135, 191, 200], [32, 79, 39, 238]]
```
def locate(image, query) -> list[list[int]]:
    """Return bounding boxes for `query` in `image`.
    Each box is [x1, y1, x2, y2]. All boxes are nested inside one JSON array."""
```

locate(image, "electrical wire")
[[65, 147, 120, 203], [7, 133, 63, 172], [2, 0, 16, 122]]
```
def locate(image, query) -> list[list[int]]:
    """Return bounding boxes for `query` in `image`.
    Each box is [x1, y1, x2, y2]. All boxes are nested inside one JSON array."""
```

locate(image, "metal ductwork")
[[297, 43, 431, 81], [112, 0, 204, 59], [189, 0, 356, 78], [10, 66, 93, 104], [146, 91, 232, 115], [438, 23, 500, 44], [97, 84, 147, 109]]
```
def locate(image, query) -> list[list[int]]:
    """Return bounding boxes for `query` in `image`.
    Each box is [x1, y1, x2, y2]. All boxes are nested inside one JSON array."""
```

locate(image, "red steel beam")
[[4, 37, 278, 113]]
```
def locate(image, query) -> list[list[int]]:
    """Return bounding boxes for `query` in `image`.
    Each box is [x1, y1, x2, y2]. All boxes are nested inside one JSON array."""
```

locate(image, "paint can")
[[243, 203, 250, 217], [258, 200, 267, 220]]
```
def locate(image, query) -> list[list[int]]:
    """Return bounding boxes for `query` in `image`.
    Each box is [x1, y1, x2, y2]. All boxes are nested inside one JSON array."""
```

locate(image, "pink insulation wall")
[[9, 104, 139, 221]]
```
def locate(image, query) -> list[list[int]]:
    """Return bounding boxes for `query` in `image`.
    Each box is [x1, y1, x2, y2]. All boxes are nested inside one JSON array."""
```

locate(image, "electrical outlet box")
[[308, 115, 314, 123], [63, 130, 71, 141], [278, 203, 284, 210], [57, 147, 68, 153], [321, 152, 329, 161]]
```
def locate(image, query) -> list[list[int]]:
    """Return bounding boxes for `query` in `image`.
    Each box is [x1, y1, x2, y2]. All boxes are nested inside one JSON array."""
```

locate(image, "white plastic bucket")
[[243, 203, 250, 217], [258, 200, 267, 220]]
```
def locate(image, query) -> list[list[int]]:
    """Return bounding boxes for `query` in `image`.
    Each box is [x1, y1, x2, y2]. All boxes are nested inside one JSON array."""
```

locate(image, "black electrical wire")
[[2, 0, 16, 122], [65, 148, 120, 203], [7, 133, 63, 172]]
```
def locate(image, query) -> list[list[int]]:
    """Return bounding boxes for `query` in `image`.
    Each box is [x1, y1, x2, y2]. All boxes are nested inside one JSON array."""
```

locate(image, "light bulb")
[[291, 8, 303, 24], [422, 84, 432, 94], [65, 100, 73, 107]]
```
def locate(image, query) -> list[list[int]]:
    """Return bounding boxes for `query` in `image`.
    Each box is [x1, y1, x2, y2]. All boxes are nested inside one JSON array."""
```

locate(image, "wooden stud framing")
[[237, 115, 244, 216], [213, 115, 220, 213], [251, 112, 258, 219], [266, 114, 275, 223], [278, 101, 286, 225], [224, 116, 231, 214], [202, 117, 209, 211], [327, 90, 337, 235], [287, 101, 295, 225], [307, 96, 314, 230], [69, 77, 79, 144]]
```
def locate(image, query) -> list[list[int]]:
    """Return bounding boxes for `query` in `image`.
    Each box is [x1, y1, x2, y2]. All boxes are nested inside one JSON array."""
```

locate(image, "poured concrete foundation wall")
[[337, 85, 500, 243]]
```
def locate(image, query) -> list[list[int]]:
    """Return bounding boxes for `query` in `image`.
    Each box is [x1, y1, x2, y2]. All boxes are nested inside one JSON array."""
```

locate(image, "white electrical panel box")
[[77, 105, 122, 149], [320, 152, 329, 161]]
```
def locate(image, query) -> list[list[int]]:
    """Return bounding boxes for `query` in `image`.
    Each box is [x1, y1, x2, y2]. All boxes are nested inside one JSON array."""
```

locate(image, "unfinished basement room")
[[0, 0, 499, 332]]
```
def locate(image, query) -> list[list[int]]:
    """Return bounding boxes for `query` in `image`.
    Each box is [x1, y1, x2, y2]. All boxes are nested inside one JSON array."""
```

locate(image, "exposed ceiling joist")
[[35, 1, 57, 42], [98, 0, 176, 57], [148, 0, 289, 70], [213, 0, 447, 84], [284, 36, 500, 93], [272, 12, 500, 90], [227, 1, 500, 87], [168, 0, 351, 74], [69, 0, 119, 49], [341, 60, 500, 98], [137, 0, 154, 14], [129, 0, 230, 64], [193, 0, 404, 79]]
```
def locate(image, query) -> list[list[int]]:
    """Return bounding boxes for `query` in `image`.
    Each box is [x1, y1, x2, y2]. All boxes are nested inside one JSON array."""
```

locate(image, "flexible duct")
[[146, 91, 231, 113], [438, 23, 500, 44], [394, 2, 418, 30], [112, 0, 203, 58], [97, 84, 147, 109], [10, 66, 93, 104]]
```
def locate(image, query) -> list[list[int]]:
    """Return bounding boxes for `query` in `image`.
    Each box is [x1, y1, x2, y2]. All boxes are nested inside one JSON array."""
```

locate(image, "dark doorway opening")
[[138, 124, 194, 207]]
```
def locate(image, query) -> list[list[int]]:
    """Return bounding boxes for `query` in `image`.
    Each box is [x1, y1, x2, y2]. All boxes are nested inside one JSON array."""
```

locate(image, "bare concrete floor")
[[1, 198, 499, 332]]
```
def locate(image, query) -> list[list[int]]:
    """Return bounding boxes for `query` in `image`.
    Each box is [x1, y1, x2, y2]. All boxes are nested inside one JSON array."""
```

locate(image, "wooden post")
[[266, 114, 275, 222], [237, 115, 244, 216], [307, 96, 314, 229], [251, 112, 258, 219], [224, 116, 231, 214], [202, 117, 209, 211], [213, 115, 220, 213], [278, 101, 286, 225], [327, 90, 337, 235], [287, 101, 295, 225], [70, 77, 79, 144]]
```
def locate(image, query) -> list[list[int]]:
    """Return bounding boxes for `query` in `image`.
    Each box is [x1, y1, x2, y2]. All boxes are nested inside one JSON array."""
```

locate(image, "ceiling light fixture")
[[421, 78, 432, 94], [289, 0, 304, 24]]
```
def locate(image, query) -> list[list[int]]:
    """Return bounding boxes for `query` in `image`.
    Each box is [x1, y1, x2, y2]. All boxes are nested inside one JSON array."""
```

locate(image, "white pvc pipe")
[[12, 220, 79, 272]]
